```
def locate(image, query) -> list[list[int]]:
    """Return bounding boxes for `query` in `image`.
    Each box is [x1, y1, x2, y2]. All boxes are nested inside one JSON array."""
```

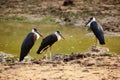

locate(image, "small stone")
[[82, 69, 89, 72]]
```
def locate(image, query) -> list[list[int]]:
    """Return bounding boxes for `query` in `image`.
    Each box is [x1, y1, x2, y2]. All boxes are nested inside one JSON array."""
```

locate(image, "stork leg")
[[20, 51, 32, 64], [91, 37, 98, 52], [91, 37, 100, 52], [45, 49, 48, 61], [95, 37, 98, 47], [26, 51, 33, 62], [41, 45, 50, 61], [95, 38, 98, 47], [42, 49, 48, 61], [23, 51, 30, 61], [27, 52, 31, 61], [49, 46, 52, 61]]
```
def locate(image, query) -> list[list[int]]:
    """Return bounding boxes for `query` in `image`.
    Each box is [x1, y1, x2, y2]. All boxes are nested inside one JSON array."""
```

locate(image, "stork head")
[[55, 31, 65, 40], [85, 17, 96, 27], [32, 28, 37, 32], [32, 28, 43, 39]]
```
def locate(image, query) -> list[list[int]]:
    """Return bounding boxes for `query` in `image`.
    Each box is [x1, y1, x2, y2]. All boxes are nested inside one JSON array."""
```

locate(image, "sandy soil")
[[0, 54, 120, 80], [0, 1, 120, 79]]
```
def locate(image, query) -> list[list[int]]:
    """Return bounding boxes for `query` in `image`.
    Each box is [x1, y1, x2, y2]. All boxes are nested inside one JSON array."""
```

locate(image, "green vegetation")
[[0, 21, 120, 59], [0, 16, 57, 25], [0, 17, 26, 22], [39, 16, 56, 24]]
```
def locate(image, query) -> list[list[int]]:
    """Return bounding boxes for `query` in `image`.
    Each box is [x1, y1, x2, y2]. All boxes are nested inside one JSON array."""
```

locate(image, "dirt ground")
[[0, 0, 120, 80], [0, 0, 120, 32], [0, 52, 120, 80]]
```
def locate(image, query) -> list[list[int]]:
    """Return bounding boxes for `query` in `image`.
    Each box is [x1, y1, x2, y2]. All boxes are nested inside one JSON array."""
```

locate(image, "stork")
[[37, 31, 65, 61], [19, 28, 43, 62], [85, 17, 105, 46]]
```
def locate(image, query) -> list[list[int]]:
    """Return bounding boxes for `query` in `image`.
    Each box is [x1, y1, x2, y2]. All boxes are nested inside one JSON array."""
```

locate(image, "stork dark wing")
[[37, 34, 57, 54], [90, 21, 105, 44], [19, 32, 36, 61]]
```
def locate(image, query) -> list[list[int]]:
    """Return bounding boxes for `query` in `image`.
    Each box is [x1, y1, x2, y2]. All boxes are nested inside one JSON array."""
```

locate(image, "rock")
[[63, 0, 74, 6], [0, 51, 17, 64], [51, 54, 69, 61], [51, 47, 110, 63], [88, 46, 109, 54], [84, 59, 96, 66], [82, 69, 89, 72]]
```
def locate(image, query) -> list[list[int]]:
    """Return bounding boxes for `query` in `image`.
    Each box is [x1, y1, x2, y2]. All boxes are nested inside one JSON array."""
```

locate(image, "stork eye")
[[90, 17, 93, 20], [56, 31, 60, 34], [33, 28, 37, 31]]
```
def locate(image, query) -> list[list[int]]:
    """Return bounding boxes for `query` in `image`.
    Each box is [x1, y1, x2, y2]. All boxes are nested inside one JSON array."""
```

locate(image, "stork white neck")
[[87, 17, 96, 27], [55, 32, 62, 41], [32, 29, 40, 40]]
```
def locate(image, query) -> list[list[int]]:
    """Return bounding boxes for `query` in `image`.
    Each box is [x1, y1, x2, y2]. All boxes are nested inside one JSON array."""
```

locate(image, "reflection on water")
[[0, 22, 120, 58]]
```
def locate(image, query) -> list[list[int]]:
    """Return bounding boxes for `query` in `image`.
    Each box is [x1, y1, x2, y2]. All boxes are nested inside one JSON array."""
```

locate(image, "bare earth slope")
[[0, 0, 120, 32]]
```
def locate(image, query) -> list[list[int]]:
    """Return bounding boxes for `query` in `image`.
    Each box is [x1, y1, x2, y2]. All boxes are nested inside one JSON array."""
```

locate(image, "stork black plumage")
[[19, 28, 42, 62], [86, 17, 105, 45], [37, 31, 64, 60]]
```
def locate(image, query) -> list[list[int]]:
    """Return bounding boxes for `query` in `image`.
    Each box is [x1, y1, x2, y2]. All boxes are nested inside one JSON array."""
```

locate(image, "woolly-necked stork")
[[85, 17, 105, 46], [37, 31, 65, 60], [19, 28, 43, 62]]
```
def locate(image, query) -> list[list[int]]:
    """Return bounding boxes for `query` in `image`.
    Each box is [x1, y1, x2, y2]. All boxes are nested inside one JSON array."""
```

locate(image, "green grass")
[[39, 16, 56, 24], [0, 21, 120, 59], [0, 17, 26, 22]]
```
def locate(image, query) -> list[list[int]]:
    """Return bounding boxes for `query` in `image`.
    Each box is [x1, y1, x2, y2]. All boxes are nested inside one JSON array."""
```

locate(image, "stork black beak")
[[40, 33, 44, 38], [37, 32, 44, 38], [60, 33, 65, 40], [85, 20, 90, 27]]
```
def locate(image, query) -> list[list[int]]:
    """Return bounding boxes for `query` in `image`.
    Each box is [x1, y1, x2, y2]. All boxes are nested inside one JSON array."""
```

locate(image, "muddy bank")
[[0, 46, 110, 64], [0, 47, 120, 80]]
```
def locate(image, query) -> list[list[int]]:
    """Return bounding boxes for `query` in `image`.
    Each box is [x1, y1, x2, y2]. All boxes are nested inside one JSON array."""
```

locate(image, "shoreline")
[[0, 47, 120, 80]]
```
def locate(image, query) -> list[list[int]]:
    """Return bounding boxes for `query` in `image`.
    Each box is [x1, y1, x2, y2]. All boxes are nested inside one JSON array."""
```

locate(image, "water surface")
[[0, 21, 120, 58]]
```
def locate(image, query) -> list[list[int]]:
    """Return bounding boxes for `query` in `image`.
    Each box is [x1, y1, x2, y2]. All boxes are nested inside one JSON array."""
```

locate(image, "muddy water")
[[0, 21, 120, 58]]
